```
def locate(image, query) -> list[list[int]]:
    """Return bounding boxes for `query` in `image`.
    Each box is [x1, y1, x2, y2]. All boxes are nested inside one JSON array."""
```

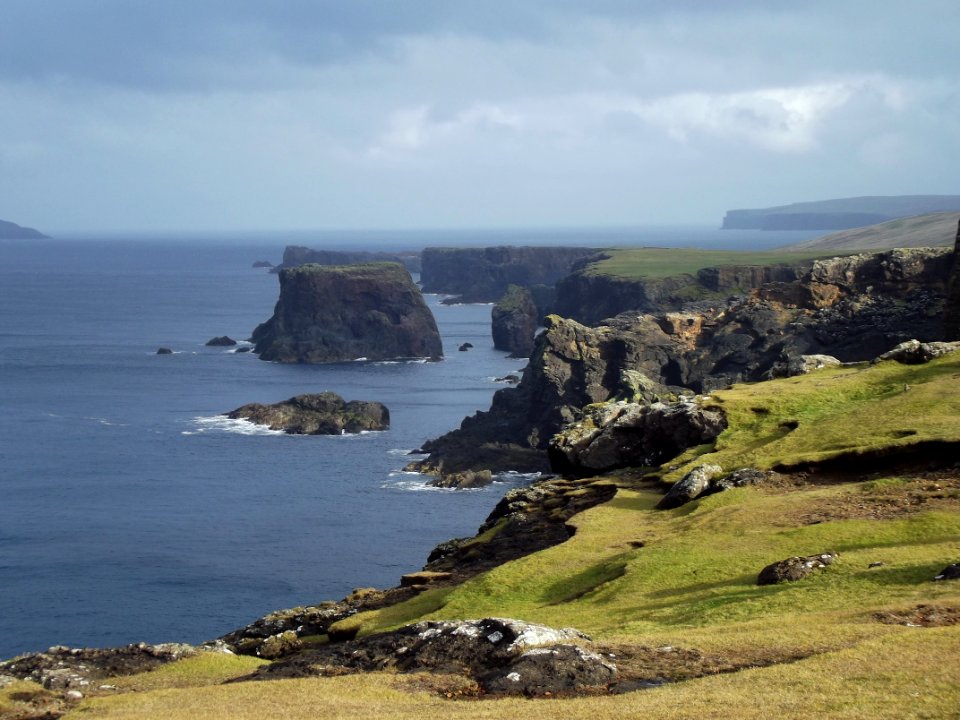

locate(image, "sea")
[[0, 225, 821, 659]]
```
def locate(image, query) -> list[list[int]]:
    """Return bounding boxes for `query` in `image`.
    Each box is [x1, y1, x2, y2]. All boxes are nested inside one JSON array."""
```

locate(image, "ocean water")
[[0, 227, 820, 659]]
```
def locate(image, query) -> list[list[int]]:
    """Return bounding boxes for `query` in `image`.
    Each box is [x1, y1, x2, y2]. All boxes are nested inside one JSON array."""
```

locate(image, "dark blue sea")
[[0, 226, 820, 659]]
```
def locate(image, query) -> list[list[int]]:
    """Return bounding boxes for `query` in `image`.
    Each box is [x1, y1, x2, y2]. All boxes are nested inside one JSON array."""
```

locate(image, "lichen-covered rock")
[[767, 353, 843, 378], [252, 263, 442, 363], [256, 631, 302, 660], [428, 469, 493, 489], [549, 400, 727, 478], [479, 644, 618, 696], [492, 285, 539, 357], [226, 392, 388, 435], [875, 339, 960, 364], [757, 552, 838, 585], [656, 464, 724, 510]]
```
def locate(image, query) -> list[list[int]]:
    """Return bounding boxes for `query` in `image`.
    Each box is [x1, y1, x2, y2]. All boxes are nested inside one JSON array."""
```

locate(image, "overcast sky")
[[1, 1, 957, 232]]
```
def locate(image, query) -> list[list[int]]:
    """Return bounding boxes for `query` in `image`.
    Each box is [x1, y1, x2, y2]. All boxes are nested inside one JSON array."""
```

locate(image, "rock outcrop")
[[252, 263, 443, 363], [757, 552, 838, 585], [419, 246, 596, 303], [657, 467, 778, 510], [205, 335, 237, 347], [245, 618, 616, 697], [278, 246, 422, 273], [492, 285, 539, 357], [415, 248, 952, 474], [875, 339, 960, 364], [226, 392, 389, 435], [944, 219, 960, 340], [548, 400, 727, 478]]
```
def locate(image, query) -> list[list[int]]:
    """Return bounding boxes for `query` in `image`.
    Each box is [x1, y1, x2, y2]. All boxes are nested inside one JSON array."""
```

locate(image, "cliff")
[[416, 247, 953, 473], [278, 246, 422, 273], [419, 246, 596, 302], [0, 218, 49, 239], [251, 263, 443, 363], [944, 220, 960, 340], [722, 195, 960, 230], [784, 212, 958, 252], [491, 285, 539, 357]]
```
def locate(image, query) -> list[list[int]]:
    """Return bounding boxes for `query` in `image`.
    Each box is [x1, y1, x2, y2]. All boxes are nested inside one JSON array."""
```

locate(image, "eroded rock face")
[[757, 552, 838, 585], [226, 392, 389, 435], [246, 618, 617, 697], [492, 285, 539, 357], [415, 247, 952, 474], [548, 400, 727, 478], [252, 263, 442, 363]]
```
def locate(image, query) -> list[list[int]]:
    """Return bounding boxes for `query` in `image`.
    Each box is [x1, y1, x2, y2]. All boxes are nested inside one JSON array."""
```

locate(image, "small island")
[[251, 262, 443, 363], [226, 392, 389, 435], [0, 218, 49, 239]]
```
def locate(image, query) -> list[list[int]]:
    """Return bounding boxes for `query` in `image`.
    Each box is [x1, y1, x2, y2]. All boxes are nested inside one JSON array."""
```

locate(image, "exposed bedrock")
[[416, 248, 952, 475], [491, 284, 539, 357], [277, 246, 422, 273], [226, 392, 389, 435], [251, 263, 443, 363], [419, 246, 596, 303], [944, 219, 960, 340]]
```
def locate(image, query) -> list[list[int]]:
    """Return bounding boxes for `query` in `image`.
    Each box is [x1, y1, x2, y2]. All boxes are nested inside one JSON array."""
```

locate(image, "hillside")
[[0, 219, 49, 239], [783, 212, 958, 252], [4, 349, 958, 719], [722, 195, 960, 231]]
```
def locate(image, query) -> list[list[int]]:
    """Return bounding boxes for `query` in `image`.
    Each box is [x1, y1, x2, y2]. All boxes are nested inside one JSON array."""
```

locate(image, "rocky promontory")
[[226, 393, 389, 434], [491, 285, 539, 357], [251, 263, 443, 363], [420, 246, 596, 303], [0, 218, 49, 239], [277, 246, 422, 273]]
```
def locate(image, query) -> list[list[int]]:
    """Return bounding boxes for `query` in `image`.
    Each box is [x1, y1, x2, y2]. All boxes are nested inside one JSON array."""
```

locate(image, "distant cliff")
[[722, 195, 960, 231], [419, 246, 596, 302], [783, 212, 958, 252], [278, 246, 422, 273], [252, 263, 442, 363], [0, 219, 49, 239]]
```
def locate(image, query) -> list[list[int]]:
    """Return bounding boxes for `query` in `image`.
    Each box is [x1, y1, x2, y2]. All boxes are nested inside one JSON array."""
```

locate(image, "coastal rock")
[[875, 339, 960, 364], [492, 285, 539, 357], [459, 342, 473, 352], [251, 263, 443, 363], [156, 347, 173, 355], [429, 469, 493, 489], [944, 219, 960, 339], [416, 247, 953, 475], [757, 552, 838, 585], [248, 618, 615, 696], [252, 260, 274, 268], [420, 246, 596, 303], [205, 335, 237, 347], [548, 400, 727, 478], [226, 392, 389, 435], [0, 643, 195, 690]]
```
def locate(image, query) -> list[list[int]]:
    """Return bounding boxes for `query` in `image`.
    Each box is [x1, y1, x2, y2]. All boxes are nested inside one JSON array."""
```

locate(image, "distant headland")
[[0, 218, 49, 239]]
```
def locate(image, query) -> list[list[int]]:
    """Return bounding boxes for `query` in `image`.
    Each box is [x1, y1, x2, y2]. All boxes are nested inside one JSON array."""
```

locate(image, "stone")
[[757, 552, 838, 585], [399, 571, 452, 587], [251, 263, 442, 363], [257, 631, 302, 660], [459, 342, 474, 351], [156, 347, 173, 355], [479, 644, 617, 696], [875, 339, 960, 364], [428, 469, 494, 489], [767, 353, 843, 378], [205, 335, 237, 346], [656, 464, 724, 510]]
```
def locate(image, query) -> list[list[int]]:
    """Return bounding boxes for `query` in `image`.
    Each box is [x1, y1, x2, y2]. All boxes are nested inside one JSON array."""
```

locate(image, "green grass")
[[583, 247, 828, 280]]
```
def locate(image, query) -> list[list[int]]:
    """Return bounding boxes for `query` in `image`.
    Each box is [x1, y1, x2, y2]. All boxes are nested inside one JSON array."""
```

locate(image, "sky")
[[1, 1, 958, 233]]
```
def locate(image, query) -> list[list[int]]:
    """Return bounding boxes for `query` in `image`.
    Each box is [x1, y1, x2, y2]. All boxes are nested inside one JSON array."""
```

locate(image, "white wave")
[[388, 448, 425, 456], [82, 416, 127, 427], [185, 415, 286, 437]]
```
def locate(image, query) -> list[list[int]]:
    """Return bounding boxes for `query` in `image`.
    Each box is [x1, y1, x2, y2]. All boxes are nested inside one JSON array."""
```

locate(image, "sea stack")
[[251, 262, 443, 363]]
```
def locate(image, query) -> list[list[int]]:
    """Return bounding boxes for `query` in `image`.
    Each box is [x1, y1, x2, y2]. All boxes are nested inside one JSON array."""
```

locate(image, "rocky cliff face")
[[279, 246, 422, 273], [419, 246, 596, 302], [416, 247, 952, 474], [252, 263, 443, 363], [944, 220, 960, 341], [491, 285, 539, 357], [554, 262, 807, 326]]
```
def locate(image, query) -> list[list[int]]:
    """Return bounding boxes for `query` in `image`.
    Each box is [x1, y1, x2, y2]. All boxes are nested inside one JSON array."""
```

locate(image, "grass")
[[583, 248, 829, 280], [46, 354, 960, 719]]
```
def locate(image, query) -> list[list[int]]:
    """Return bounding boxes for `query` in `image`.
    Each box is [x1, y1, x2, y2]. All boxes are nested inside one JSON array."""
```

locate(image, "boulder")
[[875, 339, 960, 364], [429, 469, 494, 489], [656, 464, 724, 510], [226, 392, 389, 435], [767, 353, 842, 378], [251, 263, 442, 363], [459, 342, 473, 352], [492, 285, 539, 357], [155, 347, 173, 355], [549, 401, 728, 478], [205, 335, 237, 347], [757, 552, 838, 585]]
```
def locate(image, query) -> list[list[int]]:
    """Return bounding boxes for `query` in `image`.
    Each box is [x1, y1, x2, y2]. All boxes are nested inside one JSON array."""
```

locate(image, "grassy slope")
[[784, 212, 958, 252], [583, 247, 827, 280], [12, 357, 960, 719]]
